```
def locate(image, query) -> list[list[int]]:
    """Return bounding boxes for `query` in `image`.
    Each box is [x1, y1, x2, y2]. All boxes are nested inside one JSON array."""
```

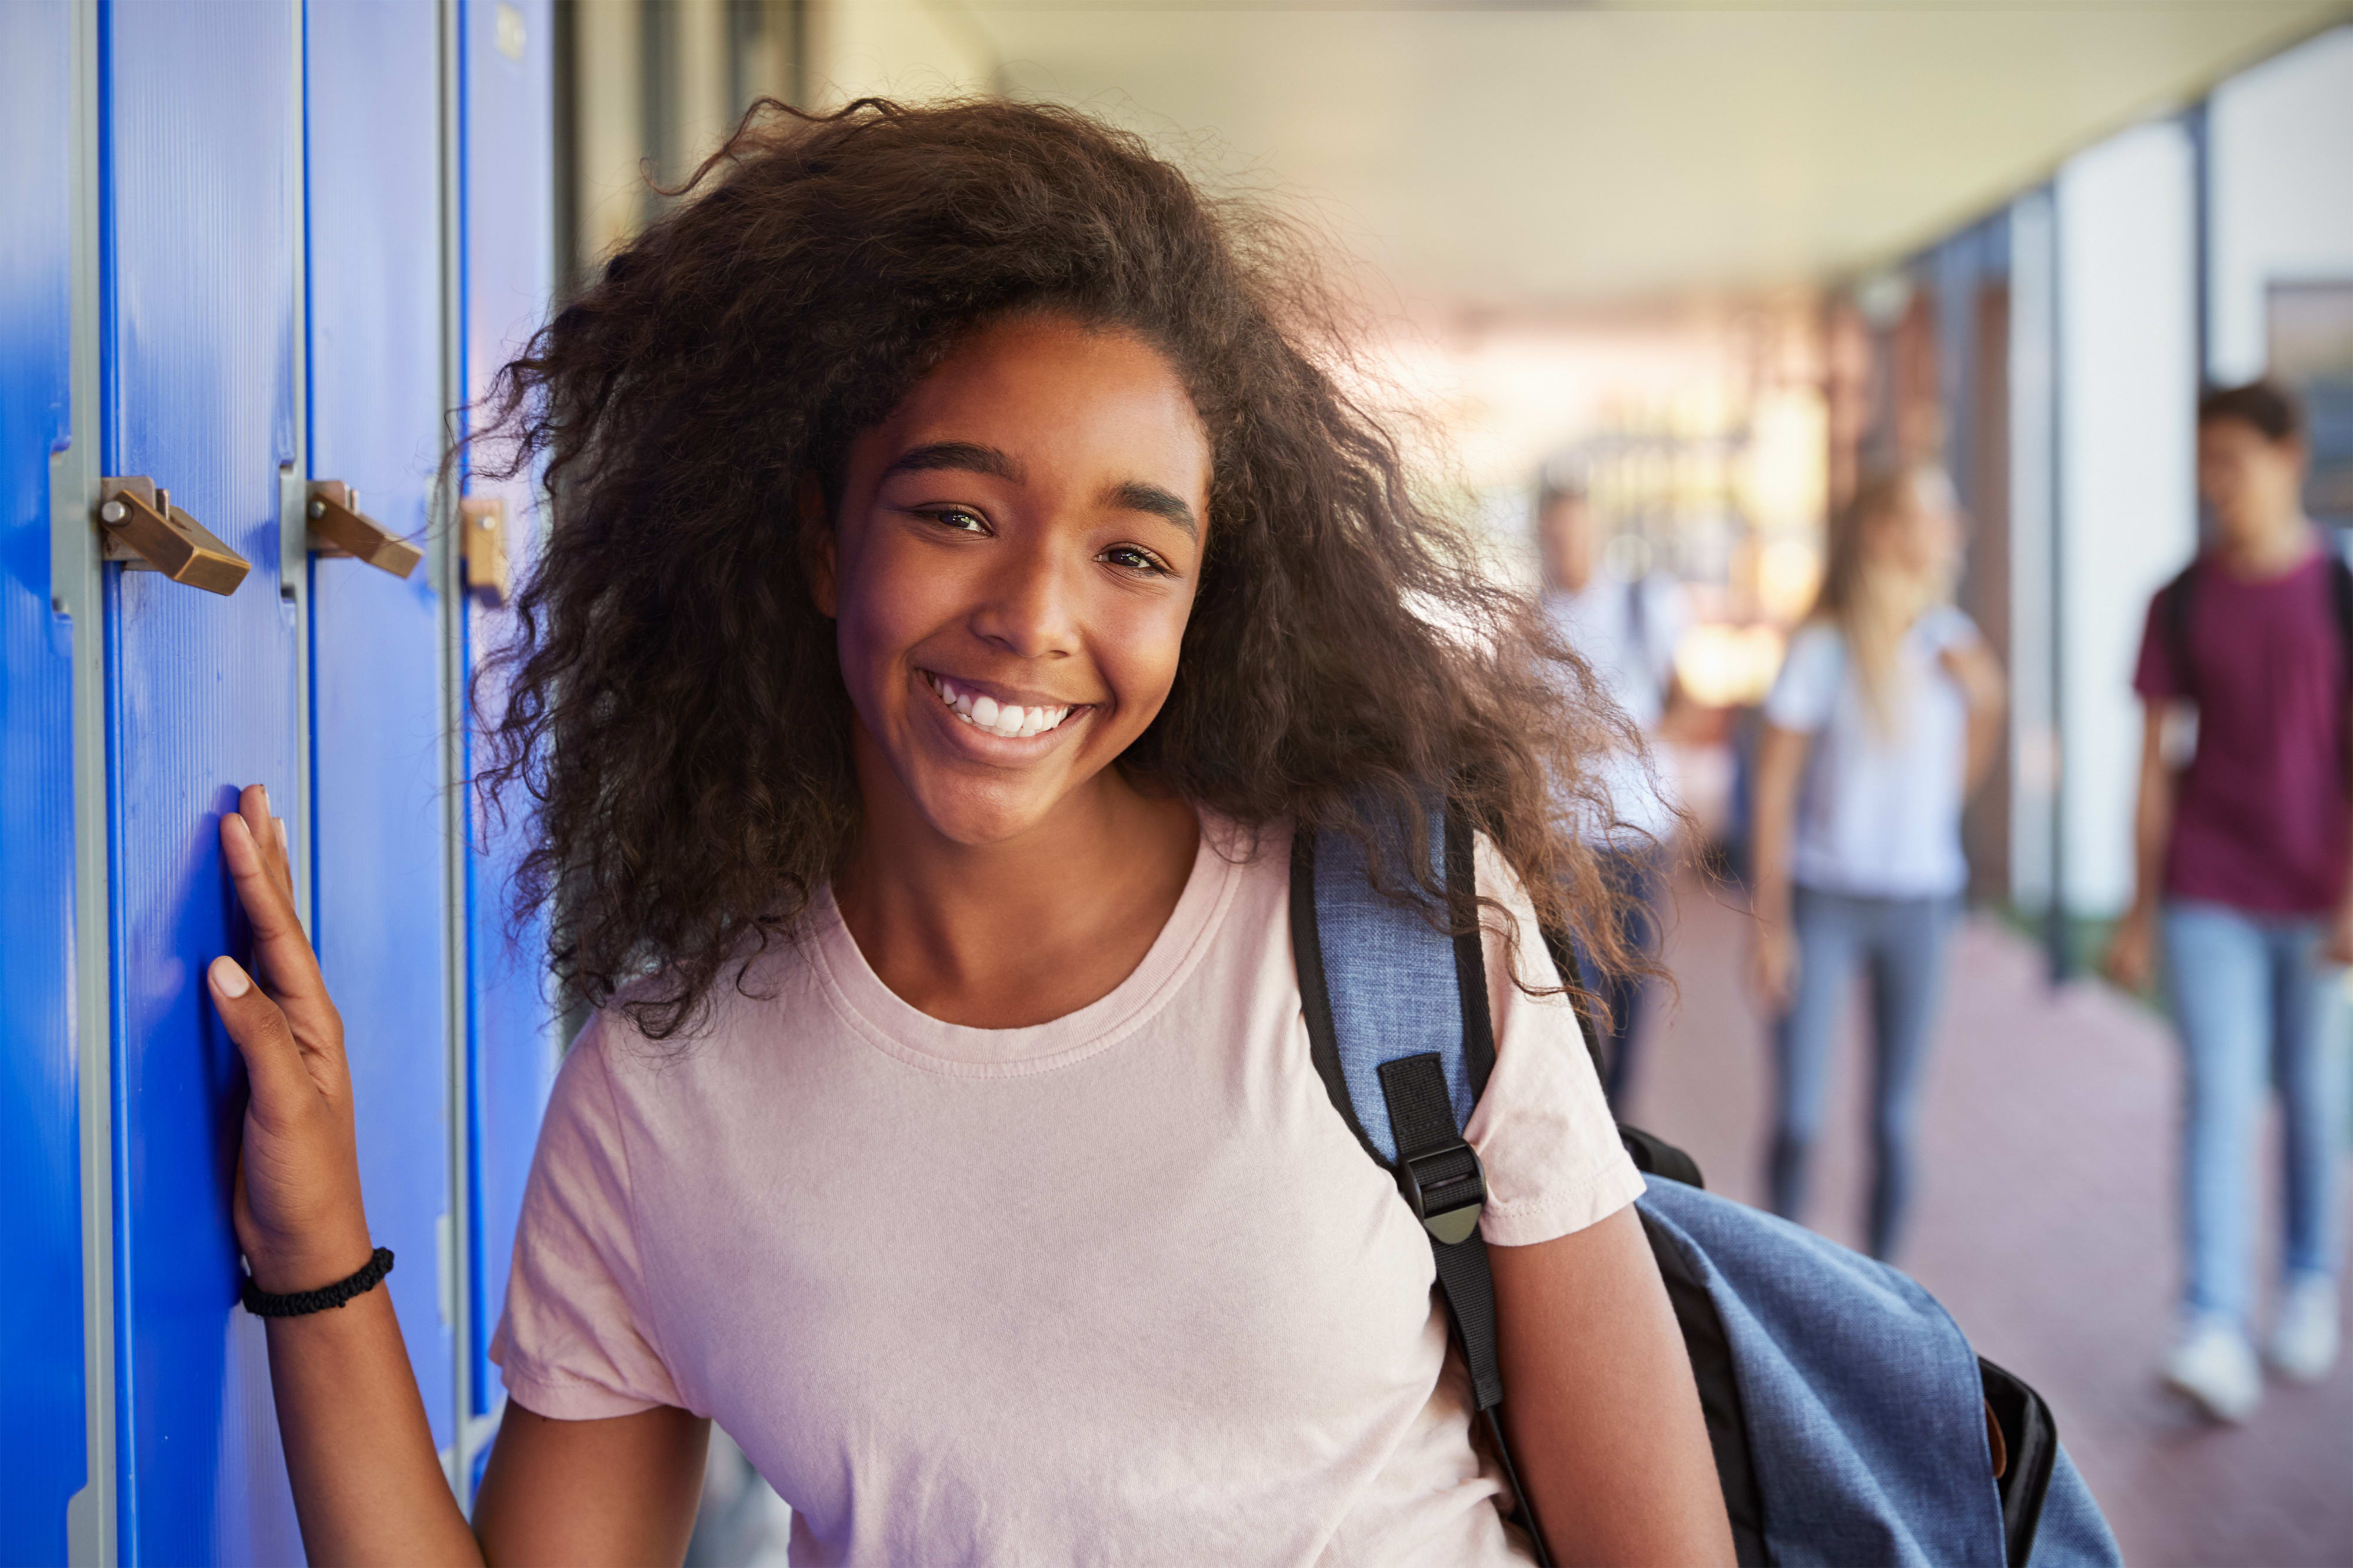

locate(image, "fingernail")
[[255, 784, 270, 813], [210, 956, 252, 999]]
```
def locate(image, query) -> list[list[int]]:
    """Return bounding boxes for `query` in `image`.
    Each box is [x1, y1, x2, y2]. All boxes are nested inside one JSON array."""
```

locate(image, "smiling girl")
[[206, 99, 1731, 1566]]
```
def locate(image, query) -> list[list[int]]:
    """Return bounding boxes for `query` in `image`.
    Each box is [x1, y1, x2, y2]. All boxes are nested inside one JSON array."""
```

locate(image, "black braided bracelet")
[[241, 1247, 395, 1319]]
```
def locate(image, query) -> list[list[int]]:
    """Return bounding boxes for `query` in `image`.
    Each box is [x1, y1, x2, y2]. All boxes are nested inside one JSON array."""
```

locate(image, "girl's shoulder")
[[1785, 617, 1847, 660], [1913, 603, 1979, 650], [1762, 619, 1849, 728], [564, 926, 834, 1082]]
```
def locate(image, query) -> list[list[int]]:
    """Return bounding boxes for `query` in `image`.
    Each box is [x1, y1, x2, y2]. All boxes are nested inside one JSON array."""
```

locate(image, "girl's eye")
[[1102, 545, 1170, 576], [928, 508, 989, 534]]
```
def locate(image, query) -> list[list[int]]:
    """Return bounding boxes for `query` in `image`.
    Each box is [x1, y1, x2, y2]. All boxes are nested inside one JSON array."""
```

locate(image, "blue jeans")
[[1770, 885, 1957, 1261], [2161, 900, 2350, 1326]]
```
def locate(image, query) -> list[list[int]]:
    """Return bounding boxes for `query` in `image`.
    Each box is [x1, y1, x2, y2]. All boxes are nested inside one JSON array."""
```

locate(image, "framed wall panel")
[[305, 0, 460, 1462], [102, 1, 306, 1559], [456, 0, 560, 1489]]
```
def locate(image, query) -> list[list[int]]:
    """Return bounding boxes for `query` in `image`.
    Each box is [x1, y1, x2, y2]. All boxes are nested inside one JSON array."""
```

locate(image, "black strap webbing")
[[1431, 1236, 1507, 1413], [1444, 805, 1498, 1097], [1378, 1053, 1502, 1411]]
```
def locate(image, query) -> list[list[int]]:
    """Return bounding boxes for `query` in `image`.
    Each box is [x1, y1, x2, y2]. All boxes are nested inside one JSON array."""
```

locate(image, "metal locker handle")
[[460, 495, 510, 605], [307, 480, 423, 578], [96, 476, 252, 596]]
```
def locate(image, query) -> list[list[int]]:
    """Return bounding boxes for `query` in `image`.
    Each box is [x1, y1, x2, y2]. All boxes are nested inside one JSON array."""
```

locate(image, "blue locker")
[[102, 1, 306, 1560], [305, 0, 458, 1460], [457, 0, 559, 1462], [0, 0, 88, 1560]]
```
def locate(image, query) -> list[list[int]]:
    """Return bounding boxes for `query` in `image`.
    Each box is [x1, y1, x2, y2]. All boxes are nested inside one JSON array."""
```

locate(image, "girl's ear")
[[799, 474, 838, 618]]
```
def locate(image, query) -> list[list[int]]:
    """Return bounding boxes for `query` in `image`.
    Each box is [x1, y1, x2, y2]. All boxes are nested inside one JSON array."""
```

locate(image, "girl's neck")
[[834, 756, 1201, 1030]]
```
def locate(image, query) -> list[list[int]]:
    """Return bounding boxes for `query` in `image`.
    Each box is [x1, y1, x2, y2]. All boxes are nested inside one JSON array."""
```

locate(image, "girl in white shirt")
[[1749, 465, 2007, 1261], [196, 99, 1732, 1566]]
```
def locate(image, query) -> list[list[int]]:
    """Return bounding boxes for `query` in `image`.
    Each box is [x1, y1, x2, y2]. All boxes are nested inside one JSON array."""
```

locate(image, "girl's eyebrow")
[[1104, 479, 1197, 540], [886, 441, 1197, 540], [883, 441, 1023, 483]]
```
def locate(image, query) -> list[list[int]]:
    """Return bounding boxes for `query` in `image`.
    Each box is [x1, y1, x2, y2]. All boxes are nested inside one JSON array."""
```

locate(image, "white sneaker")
[[2268, 1276, 2339, 1384], [2162, 1317, 2263, 1422]]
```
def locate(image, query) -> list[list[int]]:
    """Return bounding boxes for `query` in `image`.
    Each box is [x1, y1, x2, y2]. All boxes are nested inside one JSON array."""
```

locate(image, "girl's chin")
[[905, 782, 1070, 849]]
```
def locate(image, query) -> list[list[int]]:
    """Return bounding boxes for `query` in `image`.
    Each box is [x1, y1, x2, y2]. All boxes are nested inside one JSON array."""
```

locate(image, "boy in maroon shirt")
[[2107, 381, 2352, 1422]]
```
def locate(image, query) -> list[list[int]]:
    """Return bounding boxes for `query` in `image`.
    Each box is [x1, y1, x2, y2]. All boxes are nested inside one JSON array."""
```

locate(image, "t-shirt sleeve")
[[2131, 590, 2183, 701], [488, 1016, 688, 1420], [1461, 839, 1647, 1247], [1921, 604, 1979, 654], [1761, 622, 1843, 733]]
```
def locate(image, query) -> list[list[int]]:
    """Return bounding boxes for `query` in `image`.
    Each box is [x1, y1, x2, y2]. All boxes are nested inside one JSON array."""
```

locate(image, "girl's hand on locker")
[[209, 783, 375, 1296]]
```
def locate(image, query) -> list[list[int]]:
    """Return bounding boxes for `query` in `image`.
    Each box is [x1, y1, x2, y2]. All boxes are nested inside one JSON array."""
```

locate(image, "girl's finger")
[[220, 809, 329, 1012], [238, 784, 296, 903], [208, 956, 317, 1110]]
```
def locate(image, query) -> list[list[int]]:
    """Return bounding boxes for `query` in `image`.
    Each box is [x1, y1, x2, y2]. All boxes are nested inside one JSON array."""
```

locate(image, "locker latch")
[[460, 495, 511, 605], [308, 481, 424, 578], [96, 476, 251, 596]]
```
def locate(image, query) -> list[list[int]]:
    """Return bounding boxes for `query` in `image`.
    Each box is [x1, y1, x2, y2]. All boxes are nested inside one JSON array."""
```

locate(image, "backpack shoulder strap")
[[2159, 559, 2199, 695], [1291, 803, 1554, 1564], [2328, 549, 2353, 662], [1289, 800, 1487, 1167], [1290, 803, 1490, 1219]]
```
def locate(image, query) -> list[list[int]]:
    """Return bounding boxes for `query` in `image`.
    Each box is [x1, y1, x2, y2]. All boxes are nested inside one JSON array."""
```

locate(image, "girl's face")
[[1867, 475, 1961, 586], [814, 314, 1211, 847]]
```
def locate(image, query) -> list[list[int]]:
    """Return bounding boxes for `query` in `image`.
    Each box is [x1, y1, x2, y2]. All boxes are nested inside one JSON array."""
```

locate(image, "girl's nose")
[[971, 541, 1081, 660]]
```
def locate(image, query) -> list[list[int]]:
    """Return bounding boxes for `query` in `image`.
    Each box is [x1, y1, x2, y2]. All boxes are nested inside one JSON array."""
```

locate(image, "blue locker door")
[[459, 0, 558, 1457], [103, 2, 305, 1562], [0, 0, 87, 1560], [305, 0, 456, 1462]]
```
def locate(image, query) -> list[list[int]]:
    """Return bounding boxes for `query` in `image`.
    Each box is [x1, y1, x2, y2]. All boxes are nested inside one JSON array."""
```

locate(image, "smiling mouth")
[[924, 671, 1084, 740]]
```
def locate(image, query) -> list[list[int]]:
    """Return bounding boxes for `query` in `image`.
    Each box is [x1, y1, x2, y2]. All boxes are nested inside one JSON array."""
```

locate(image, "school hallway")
[[1624, 876, 2353, 1568]]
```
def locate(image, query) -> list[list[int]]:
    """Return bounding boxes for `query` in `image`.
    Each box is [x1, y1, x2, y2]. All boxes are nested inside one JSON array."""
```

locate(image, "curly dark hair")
[[476, 96, 1655, 1040]]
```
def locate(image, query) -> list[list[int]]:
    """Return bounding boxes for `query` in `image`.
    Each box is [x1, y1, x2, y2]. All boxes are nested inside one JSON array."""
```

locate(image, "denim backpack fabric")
[[1293, 809, 2124, 1568], [1307, 809, 1479, 1163], [1638, 1178, 2115, 1568]]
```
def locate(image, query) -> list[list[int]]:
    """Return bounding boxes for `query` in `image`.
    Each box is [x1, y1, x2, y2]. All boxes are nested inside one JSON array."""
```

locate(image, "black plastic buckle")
[[1399, 1142, 1486, 1245]]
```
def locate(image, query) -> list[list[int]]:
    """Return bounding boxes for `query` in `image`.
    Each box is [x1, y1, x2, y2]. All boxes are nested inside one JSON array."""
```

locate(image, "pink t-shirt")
[[491, 819, 1642, 1566]]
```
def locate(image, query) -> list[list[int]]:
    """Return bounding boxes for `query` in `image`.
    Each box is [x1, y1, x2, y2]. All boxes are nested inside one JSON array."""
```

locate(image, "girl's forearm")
[[1961, 707, 2002, 795], [1747, 726, 1806, 926], [265, 1289, 484, 1568]]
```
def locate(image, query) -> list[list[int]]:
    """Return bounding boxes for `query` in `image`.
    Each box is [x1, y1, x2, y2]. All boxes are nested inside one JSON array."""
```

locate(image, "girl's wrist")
[[248, 1219, 376, 1296]]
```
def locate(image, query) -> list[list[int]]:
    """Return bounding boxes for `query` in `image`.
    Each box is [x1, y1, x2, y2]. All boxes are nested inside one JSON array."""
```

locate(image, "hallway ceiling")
[[964, 1, 2349, 308]]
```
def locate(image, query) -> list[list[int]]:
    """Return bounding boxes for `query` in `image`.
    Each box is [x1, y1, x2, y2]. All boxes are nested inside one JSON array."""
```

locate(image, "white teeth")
[[928, 673, 1074, 739]]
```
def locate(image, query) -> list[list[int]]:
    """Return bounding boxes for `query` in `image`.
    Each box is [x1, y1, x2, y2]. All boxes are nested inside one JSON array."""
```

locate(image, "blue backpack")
[[1289, 808, 2122, 1568]]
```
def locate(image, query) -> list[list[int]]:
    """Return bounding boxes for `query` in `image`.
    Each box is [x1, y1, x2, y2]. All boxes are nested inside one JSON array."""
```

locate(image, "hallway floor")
[[1623, 877, 2353, 1568]]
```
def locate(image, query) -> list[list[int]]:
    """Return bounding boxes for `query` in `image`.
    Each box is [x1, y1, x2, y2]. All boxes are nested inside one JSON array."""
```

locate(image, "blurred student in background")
[[2105, 382, 2351, 1424], [1539, 479, 1689, 1108], [1748, 465, 2005, 1261]]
